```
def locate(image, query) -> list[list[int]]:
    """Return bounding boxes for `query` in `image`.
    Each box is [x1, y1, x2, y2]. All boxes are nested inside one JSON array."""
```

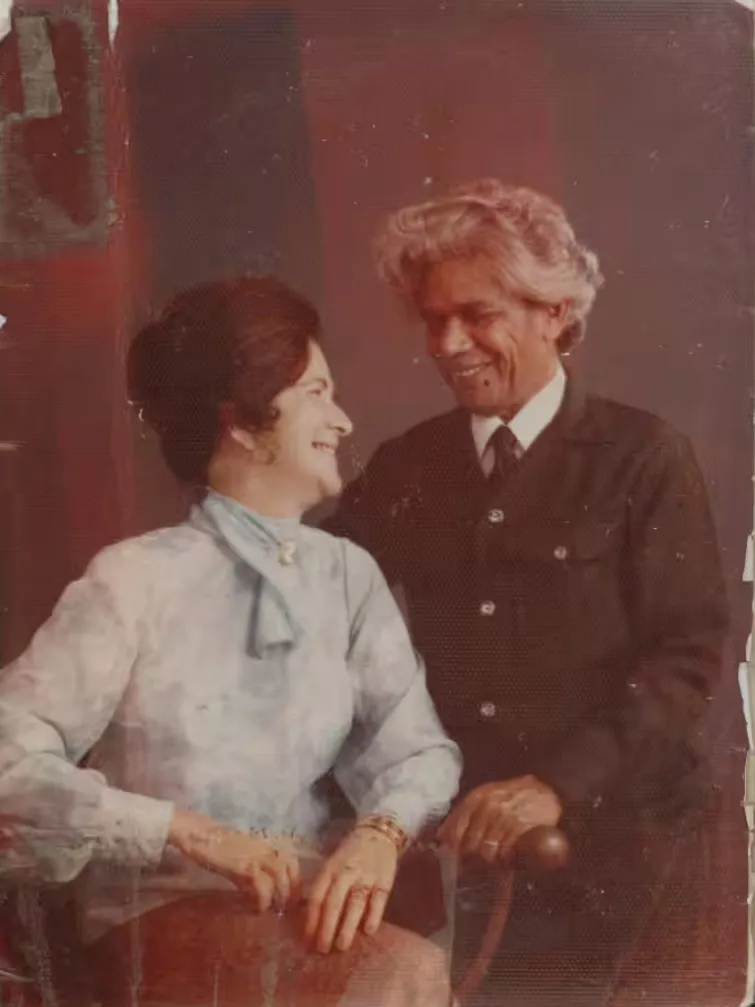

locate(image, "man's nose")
[[428, 316, 472, 358]]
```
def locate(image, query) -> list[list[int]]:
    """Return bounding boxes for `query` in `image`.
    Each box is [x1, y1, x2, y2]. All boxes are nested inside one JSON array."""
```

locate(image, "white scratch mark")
[[741, 523, 755, 1007], [0, 314, 7, 332], [108, 0, 119, 45]]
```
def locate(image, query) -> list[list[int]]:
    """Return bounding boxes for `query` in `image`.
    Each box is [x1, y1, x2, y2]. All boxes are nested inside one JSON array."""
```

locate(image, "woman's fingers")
[[334, 883, 372, 951], [362, 885, 389, 937], [248, 865, 275, 912], [286, 853, 302, 903], [304, 869, 334, 943], [259, 851, 288, 903], [314, 873, 355, 953]]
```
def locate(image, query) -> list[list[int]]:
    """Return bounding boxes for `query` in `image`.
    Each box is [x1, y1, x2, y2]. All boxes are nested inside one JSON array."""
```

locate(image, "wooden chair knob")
[[513, 825, 570, 871]]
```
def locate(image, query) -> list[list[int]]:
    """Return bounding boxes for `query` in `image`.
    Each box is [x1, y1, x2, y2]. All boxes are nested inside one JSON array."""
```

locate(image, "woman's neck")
[[208, 464, 304, 521]]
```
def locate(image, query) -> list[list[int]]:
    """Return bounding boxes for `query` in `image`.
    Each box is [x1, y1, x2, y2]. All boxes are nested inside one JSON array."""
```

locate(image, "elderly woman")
[[0, 276, 461, 1006], [327, 180, 728, 1003]]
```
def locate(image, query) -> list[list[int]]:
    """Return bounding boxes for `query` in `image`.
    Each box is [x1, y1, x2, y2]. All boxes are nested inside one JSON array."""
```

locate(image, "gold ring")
[[349, 884, 373, 899]]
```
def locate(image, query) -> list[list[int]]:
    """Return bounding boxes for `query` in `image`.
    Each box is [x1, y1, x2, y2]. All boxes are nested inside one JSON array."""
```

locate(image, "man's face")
[[415, 258, 564, 418]]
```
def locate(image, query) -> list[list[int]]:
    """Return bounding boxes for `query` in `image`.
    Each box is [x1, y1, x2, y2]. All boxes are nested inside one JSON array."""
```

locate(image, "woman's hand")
[[304, 827, 398, 954], [168, 808, 300, 912]]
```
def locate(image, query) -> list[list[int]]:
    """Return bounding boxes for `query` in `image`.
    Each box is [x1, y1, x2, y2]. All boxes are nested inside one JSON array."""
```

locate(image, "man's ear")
[[544, 300, 572, 345], [550, 300, 571, 325]]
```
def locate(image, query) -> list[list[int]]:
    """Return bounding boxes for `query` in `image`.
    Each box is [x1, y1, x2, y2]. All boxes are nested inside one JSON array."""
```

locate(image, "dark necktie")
[[487, 425, 521, 492]]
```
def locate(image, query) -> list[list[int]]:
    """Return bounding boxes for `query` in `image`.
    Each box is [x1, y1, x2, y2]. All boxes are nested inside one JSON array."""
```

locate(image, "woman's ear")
[[218, 402, 257, 453], [228, 426, 257, 452]]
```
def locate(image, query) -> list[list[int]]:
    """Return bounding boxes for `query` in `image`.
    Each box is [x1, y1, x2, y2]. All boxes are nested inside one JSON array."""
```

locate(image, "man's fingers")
[[438, 805, 474, 850], [469, 803, 512, 862], [478, 836, 501, 864], [495, 818, 528, 862], [460, 800, 502, 856]]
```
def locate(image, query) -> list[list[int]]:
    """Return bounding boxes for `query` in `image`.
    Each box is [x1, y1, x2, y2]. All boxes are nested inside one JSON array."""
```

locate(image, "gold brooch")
[[277, 540, 297, 566]]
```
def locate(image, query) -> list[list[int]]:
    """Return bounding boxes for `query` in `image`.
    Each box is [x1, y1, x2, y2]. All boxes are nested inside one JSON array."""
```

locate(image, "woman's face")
[[258, 341, 353, 511]]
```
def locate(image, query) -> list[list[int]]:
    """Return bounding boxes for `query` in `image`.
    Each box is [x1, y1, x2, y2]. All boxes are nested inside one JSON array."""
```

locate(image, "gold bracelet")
[[354, 814, 410, 855]]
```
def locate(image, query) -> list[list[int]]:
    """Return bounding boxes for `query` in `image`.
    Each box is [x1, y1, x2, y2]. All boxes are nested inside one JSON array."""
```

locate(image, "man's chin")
[[453, 387, 501, 416]]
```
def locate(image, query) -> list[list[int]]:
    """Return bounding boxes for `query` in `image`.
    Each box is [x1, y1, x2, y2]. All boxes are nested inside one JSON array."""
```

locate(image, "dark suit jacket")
[[325, 377, 729, 879]]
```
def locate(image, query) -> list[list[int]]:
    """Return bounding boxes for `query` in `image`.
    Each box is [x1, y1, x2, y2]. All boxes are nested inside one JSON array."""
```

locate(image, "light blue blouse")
[[0, 493, 461, 939]]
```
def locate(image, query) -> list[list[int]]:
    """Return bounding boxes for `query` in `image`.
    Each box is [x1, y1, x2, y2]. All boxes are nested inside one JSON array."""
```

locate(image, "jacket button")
[[479, 701, 497, 719], [487, 508, 505, 524], [479, 600, 496, 616], [553, 545, 569, 560]]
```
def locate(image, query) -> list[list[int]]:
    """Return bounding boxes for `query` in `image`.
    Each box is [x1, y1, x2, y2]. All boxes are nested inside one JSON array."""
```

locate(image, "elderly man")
[[325, 179, 729, 1004]]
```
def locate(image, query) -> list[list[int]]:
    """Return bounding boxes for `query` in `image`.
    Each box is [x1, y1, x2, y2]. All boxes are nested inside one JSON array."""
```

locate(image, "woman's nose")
[[330, 402, 353, 437]]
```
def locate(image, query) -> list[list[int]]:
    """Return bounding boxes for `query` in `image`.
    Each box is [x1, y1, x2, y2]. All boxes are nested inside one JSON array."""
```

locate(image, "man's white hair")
[[374, 178, 604, 352]]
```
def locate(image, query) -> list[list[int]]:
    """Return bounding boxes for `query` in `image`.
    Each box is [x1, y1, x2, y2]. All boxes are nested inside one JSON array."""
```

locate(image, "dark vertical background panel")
[[124, 4, 323, 529]]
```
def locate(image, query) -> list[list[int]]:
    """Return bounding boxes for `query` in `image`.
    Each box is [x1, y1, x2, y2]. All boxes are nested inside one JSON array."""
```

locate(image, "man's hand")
[[437, 775, 562, 864], [304, 827, 398, 954]]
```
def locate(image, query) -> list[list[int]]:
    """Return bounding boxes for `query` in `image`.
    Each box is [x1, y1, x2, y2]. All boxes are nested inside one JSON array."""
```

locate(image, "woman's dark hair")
[[127, 275, 320, 484]]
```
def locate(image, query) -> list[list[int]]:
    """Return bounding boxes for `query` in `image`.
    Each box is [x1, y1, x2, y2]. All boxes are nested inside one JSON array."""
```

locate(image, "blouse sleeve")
[[333, 541, 461, 837], [0, 549, 174, 883]]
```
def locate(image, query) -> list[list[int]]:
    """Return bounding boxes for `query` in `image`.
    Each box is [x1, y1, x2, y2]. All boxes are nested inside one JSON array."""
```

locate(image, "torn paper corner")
[[744, 533, 754, 582], [732, 0, 754, 9], [0, 0, 11, 46], [739, 662, 754, 750], [108, 0, 119, 45]]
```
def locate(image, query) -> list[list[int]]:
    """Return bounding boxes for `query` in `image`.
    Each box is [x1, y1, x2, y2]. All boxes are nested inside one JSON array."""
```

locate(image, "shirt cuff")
[[97, 788, 175, 867]]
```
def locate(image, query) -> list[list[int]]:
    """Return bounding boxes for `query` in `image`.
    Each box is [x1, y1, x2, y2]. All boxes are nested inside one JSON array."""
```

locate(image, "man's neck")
[[470, 363, 567, 459], [497, 361, 563, 423]]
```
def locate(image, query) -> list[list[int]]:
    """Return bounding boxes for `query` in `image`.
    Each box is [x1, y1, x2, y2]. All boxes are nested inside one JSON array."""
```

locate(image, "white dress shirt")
[[0, 501, 460, 940], [470, 364, 567, 475]]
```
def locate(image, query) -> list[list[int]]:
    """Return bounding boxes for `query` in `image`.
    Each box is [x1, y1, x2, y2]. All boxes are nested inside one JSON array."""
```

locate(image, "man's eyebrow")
[[423, 299, 498, 314], [460, 300, 498, 311]]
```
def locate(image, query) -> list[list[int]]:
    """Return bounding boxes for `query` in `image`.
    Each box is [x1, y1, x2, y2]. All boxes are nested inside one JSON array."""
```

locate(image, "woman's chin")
[[305, 470, 343, 510], [322, 470, 344, 500]]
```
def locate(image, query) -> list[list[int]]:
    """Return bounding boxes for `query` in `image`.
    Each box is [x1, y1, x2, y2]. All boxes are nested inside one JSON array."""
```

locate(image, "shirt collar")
[[470, 363, 567, 460]]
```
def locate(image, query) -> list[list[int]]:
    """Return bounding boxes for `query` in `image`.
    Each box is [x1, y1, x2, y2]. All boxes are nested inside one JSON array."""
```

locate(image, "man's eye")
[[425, 315, 447, 335], [464, 309, 496, 327]]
